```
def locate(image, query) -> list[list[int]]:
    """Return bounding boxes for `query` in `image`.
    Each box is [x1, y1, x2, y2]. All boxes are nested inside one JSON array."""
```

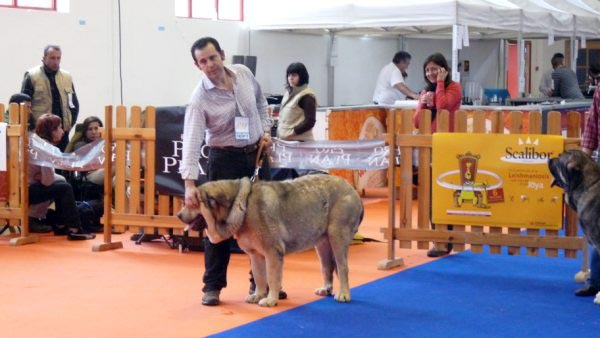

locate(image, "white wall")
[[530, 39, 567, 96], [248, 30, 330, 105], [0, 0, 247, 124], [0, 1, 114, 120], [0, 1, 570, 126], [333, 36, 400, 106]]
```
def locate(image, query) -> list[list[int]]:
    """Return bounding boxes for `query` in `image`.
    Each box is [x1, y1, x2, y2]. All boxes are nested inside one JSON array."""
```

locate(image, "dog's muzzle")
[[177, 212, 208, 232]]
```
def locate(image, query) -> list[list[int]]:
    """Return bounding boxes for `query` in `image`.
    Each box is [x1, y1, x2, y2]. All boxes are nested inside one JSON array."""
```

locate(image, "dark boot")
[[427, 243, 453, 257]]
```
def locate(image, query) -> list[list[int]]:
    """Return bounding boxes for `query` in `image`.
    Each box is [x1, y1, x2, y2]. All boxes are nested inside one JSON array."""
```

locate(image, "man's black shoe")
[[202, 290, 220, 306], [575, 285, 600, 297], [67, 232, 96, 241], [427, 243, 453, 257], [28, 218, 53, 233]]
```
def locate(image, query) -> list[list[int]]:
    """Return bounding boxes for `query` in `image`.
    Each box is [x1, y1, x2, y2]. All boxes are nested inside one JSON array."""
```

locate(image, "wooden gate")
[[379, 109, 584, 270], [93, 105, 187, 252], [0, 103, 38, 246]]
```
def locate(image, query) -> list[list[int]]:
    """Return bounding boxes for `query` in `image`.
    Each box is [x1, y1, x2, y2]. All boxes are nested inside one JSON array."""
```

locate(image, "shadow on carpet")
[[211, 251, 600, 337]]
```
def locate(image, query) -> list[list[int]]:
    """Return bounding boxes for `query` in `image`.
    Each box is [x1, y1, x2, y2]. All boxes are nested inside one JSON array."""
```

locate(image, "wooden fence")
[[0, 103, 38, 246], [93, 106, 187, 252], [379, 109, 584, 269]]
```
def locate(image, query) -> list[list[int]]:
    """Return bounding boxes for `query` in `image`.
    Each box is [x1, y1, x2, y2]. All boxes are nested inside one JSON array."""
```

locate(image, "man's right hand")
[[184, 180, 200, 208]]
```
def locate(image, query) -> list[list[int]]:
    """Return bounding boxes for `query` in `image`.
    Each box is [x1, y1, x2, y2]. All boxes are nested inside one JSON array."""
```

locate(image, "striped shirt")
[[582, 86, 600, 151], [180, 64, 272, 180]]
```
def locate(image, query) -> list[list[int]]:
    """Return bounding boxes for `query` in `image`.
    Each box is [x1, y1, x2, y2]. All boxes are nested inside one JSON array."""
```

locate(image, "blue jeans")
[[588, 248, 600, 288]]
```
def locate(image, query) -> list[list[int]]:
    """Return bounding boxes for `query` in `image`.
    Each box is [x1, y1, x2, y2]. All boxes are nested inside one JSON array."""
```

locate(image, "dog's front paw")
[[334, 291, 351, 302], [594, 292, 600, 305], [575, 270, 590, 283], [258, 297, 278, 307], [315, 287, 333, 297], [246, 293, 265, 304]]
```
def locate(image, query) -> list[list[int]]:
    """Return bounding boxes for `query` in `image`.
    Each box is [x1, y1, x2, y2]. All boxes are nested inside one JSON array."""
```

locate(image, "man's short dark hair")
[[285, 62, 309, 89], [43, 45, 61, 56], [551, 53, 564, 68], [9, 93, 31, 105], [190, 37, 222, 63], [393, 51, 411, 64], [589, 63, 600, 76]]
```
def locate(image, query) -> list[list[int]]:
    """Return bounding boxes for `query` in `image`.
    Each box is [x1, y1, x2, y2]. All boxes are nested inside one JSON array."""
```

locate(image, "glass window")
[[17, 0, 54, 8], [192, 0, 215, 19], [174, 0, 188, 17], [176, 0, 243, 21], [218, 0, 242, 21], [0, 0, 56, 10]]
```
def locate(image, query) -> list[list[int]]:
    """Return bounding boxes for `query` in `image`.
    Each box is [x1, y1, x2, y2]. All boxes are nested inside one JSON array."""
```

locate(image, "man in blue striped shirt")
[[181, 37, 274, 306]]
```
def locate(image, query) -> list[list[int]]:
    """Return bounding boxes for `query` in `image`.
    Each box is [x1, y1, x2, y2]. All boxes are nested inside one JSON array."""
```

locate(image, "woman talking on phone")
[[413, 53, 462, 132], [413, 53, 462, 257]]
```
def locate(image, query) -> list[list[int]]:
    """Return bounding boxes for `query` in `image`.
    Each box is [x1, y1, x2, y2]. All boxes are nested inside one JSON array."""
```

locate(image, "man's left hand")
[[260, 133, 273, 154]]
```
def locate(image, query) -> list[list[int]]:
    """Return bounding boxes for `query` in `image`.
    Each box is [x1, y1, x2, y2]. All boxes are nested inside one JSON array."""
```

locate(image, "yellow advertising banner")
[[432, 133, 564, 230]]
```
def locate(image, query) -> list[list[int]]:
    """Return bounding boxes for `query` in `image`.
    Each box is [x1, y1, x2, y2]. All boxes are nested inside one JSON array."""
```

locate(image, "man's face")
[[43, 48, 62, 72], [590, 72, 600, 86], [193, 43, 225, 83], [397, 60, 410, 72]]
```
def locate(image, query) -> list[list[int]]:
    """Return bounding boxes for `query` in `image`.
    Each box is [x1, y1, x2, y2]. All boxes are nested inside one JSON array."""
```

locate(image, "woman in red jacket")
[[413, 53, 462, 132], [413, 53, 462, 257]]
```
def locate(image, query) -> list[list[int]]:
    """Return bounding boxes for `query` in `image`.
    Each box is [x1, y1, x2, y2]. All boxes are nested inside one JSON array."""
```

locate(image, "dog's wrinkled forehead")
[[199, 181, 236, 207], [560, 150, 593, 169]]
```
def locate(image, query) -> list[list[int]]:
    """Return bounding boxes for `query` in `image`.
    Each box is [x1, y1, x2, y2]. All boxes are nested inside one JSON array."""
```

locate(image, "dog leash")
[[250, 140, 267, 182]]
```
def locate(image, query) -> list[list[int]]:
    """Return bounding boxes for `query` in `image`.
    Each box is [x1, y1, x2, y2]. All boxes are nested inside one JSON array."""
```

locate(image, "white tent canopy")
[[247, 0, 600, 100], [247, 0, 600, 39]]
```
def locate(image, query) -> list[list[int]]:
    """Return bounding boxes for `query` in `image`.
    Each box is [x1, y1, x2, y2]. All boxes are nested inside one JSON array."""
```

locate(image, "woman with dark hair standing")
[[277, 62, 316, 141], [413, 53, 462, 257], [29, 113, 95, 240], [272, 62, 317, 180], [413, 53, 462, 132]]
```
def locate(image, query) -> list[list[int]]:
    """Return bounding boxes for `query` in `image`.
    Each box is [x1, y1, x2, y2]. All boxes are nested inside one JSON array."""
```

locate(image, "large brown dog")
[[177, 174, 364, 307], [548, 150, 600, 254]]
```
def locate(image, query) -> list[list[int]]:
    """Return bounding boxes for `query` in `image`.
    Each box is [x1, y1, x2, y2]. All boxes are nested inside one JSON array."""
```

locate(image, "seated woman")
[[72, 116, 105, 187], [29, 113, 95, 240]]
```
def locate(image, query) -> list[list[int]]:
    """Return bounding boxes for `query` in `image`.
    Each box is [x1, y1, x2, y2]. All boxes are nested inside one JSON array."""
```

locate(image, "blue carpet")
[[211, 251, 600, 338]]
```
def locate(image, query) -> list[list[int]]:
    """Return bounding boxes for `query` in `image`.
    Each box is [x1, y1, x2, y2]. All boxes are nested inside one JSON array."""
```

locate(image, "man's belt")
[[212, 142, 259, 153]]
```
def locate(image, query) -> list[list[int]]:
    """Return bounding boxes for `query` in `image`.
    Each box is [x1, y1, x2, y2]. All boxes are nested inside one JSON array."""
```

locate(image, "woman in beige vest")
[[273, 62, 317, 180], [277, 62, 316, 141]]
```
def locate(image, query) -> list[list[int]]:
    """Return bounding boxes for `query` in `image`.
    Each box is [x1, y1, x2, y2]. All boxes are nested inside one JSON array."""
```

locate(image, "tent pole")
[[517, 10, 524, 97], [498, 39, 506, 88], [571, 15, 577, 72], [452, 25, 459, 82], [451, 1, 459, 82], [327, 31, 336, 106]]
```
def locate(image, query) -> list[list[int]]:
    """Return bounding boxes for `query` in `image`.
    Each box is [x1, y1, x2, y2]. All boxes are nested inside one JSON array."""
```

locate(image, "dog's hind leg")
[[246, 253, 268, 304], [314, 237, 335, 297], [328, 204, 362, 302], [330, 239, 351, 302]]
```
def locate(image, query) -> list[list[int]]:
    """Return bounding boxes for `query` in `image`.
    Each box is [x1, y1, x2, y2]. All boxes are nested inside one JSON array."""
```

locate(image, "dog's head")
[[548, 150, 594, 193], [177, 177, 252, 244]]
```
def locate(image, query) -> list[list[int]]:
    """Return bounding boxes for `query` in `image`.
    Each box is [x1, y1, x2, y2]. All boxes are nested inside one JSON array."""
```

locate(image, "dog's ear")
[[566, 156, 584, 190], [226, 177, 252, 227]]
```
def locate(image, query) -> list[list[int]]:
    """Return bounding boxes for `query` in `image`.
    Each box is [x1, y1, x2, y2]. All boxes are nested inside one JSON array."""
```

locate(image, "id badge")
[[235, 116, 250, 140]]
